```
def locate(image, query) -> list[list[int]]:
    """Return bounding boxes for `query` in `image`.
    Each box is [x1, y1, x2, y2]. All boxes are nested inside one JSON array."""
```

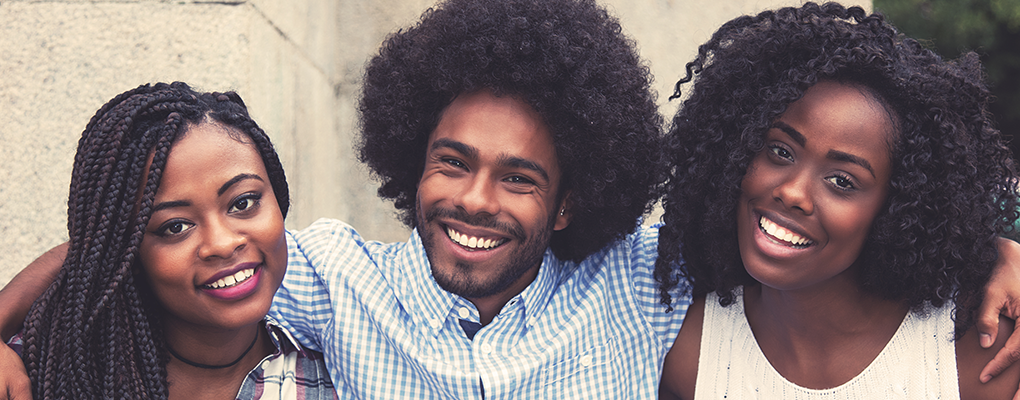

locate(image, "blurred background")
[[875, 0, 1020, 156]]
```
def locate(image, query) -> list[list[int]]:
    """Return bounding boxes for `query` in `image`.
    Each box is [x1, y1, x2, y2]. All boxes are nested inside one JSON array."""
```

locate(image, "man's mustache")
[[423, 207, 525, 241]]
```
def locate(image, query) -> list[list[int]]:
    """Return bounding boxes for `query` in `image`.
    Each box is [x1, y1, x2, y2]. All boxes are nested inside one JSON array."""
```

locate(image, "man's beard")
[[417, 205, 556, 299]]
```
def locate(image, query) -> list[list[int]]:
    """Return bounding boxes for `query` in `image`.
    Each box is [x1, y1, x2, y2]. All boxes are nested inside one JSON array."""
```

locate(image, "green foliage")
[[875, 0, 1020, 153]]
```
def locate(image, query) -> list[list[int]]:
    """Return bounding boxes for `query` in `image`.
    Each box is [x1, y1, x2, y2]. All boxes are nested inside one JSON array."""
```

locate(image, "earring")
[[559, 208, 565, 216]]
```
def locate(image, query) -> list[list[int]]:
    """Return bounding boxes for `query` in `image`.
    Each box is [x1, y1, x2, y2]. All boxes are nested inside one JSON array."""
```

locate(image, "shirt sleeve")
[[629, 223, 691, 352], [6, 331, 22, 356], [269, 220, 351, 352]]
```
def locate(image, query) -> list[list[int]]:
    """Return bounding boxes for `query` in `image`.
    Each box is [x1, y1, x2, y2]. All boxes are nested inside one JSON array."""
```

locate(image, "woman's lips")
[[758, 215, 813, 247], [200, 265, 263, 301]]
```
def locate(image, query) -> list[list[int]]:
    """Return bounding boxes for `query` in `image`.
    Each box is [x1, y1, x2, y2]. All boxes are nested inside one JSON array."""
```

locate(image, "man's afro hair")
[[358, 0, 664, 261]]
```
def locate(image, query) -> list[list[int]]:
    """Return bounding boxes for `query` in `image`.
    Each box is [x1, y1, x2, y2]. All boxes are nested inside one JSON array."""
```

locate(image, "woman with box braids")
[[17, 81, 318, 399]]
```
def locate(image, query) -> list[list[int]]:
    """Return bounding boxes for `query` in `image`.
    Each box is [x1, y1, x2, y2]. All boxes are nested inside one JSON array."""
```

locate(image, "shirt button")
[[480, 343, 493, 354], [579, 354, 593, 367], [458, 307, 470, 319]]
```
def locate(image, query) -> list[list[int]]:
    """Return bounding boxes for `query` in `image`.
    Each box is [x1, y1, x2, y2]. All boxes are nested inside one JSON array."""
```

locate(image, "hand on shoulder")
[[958, 316, 1020, 399]]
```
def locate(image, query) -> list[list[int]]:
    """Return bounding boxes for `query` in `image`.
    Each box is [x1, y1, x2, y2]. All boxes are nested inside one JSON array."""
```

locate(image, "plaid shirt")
[[239, 319, 338, 400], [269, 219, 690, 399], [8, 320, 336, 400]]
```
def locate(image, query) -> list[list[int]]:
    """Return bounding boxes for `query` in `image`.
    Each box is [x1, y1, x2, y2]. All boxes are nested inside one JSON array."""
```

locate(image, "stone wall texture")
[[0, 0, 865, 286]]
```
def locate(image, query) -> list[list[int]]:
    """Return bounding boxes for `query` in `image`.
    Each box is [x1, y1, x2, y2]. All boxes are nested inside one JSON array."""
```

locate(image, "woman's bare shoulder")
[[660, 294, 706, 400], [958, 316, 1020, 400]]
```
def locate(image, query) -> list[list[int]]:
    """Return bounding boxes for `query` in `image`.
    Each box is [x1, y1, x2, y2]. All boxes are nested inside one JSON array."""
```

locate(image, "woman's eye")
[[826, 174, 856, 191], [229, 194, 262, 213], [158, 221, 194, 236], [768, 145, 792, 160]]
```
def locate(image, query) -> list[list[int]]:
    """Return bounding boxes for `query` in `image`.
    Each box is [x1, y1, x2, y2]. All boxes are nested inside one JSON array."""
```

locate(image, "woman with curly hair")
[[14, 82, 334, 399], [657, 3, 1020, 399]]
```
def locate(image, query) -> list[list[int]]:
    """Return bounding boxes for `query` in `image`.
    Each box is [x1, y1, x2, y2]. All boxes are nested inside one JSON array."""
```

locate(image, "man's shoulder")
[[585, 223, 661, 264], [289, 218, 361, 243], [629, 223, 661, 246], [287, 218, 417, 270]]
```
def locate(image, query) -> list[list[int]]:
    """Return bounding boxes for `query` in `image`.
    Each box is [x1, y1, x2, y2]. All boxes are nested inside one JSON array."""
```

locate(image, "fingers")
[[978, 290, 1007, 348], [983, 318, 1020, 383], [981, 238, 1020, 348], [0, 343, 31, 400]]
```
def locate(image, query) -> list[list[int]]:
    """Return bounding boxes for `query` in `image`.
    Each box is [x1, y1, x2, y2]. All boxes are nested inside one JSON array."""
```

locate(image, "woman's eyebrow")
[[218, 173, 264, 196], [772, 121, 806, 146], [827, 150, 875, 177]]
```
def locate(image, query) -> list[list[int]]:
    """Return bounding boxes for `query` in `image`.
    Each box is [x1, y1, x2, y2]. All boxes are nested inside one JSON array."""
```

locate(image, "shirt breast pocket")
[[540, 337, 620, 398]]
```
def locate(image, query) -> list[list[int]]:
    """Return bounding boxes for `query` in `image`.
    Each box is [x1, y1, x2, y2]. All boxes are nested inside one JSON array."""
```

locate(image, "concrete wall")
[[0, 0, 868, 287]]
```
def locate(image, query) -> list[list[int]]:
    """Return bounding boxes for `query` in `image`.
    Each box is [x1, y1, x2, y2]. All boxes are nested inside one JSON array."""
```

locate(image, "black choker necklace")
[[167, 326, 259, 369]]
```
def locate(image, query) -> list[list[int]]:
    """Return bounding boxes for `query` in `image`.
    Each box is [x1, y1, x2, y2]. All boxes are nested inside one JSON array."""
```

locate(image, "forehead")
[[157, 123, 265, 194], [780, 81, 895, 158], [429, 90, 560, 171]]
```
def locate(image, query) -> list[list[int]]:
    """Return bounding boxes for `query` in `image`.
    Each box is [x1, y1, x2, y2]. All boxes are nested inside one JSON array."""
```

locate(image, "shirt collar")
[[263, 315, 307, 356], [403, 229, 458, 336]]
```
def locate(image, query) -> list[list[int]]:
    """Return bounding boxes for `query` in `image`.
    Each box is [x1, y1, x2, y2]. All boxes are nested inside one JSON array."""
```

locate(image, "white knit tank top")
[[694, 290, 959, 400]]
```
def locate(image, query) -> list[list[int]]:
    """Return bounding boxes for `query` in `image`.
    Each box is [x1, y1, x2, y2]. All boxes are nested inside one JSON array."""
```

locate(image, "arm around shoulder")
[[958, 315, 1020, 399], [0, 242, 66, 341]]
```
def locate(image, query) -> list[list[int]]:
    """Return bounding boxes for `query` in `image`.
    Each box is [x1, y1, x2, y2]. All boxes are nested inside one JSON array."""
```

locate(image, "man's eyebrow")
[[772, 121, 806, 147], [218, 173, 264, 197], [498, 155, 550, 182], [430, 138, 478, 159], [827, 150, 875, 177]]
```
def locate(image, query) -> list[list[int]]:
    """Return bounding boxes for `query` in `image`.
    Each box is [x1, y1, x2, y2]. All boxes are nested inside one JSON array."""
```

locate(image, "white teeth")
[[446, 227, 505, 250], [206, 268, 256, 289], [759, 216, 812, 246]]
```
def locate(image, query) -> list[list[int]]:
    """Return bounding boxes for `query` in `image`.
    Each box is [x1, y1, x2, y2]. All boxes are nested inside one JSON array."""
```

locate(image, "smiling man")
[[265, 0, 683, 397], [415, 90, 570, 323]]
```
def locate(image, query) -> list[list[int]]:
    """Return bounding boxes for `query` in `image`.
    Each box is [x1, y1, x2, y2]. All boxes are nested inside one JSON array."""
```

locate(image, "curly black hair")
[[21, 82, 288, 399], [654, 2, 1019, 334], [358, 0, 663, 262]]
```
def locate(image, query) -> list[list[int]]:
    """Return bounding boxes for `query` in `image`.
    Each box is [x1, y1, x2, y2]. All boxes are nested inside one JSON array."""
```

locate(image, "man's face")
[[416, 90, 571, 302]]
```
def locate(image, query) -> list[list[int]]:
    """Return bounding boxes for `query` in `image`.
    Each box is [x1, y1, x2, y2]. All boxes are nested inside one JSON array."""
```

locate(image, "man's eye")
[[505, 176, 535, 185], [444, 158, 466, 169]]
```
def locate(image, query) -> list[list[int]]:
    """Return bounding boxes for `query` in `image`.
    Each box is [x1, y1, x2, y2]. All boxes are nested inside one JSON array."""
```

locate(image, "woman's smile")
[[737, 81, 894, 291]]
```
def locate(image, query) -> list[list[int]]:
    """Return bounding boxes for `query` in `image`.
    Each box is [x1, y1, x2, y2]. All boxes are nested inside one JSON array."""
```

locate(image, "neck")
[[467, 264, 540, 326], [162, 318, 270, 374], [168, 325, 259, 369], [742, 275, 909, 389], [748, 281, 902, 338]]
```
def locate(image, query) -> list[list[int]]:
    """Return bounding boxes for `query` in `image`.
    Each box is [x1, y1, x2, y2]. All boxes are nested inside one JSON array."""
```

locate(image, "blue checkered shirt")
[[269, 218, 690, 399]]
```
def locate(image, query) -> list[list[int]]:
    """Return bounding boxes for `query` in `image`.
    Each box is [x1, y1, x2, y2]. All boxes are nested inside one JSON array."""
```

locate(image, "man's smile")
[[446, 226, 508, 250]]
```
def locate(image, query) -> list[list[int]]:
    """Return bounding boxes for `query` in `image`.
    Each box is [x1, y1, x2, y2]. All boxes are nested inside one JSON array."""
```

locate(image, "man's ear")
[[554, 192, 572, 231]]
